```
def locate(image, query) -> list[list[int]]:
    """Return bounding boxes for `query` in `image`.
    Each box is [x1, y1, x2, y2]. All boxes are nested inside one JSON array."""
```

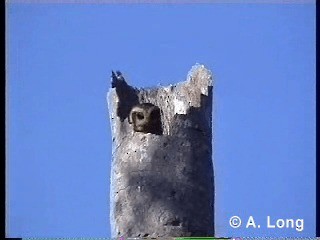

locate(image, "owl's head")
[[128, 103, 162, 135]]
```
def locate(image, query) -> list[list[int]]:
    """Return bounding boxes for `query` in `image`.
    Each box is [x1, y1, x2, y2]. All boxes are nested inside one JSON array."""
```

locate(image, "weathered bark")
[[107, 64, 214, 238]]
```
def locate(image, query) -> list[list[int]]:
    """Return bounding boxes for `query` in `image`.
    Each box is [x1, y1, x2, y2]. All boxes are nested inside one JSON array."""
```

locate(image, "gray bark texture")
[[107, 64, 214, 238]]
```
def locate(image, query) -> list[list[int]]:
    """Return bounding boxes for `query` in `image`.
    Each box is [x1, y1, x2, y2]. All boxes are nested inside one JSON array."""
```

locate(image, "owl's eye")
[[136, 112, 144, 120]]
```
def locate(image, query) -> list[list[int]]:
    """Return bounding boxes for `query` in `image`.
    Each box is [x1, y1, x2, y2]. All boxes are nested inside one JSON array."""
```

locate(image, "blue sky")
[[7, 2, 315, 238]]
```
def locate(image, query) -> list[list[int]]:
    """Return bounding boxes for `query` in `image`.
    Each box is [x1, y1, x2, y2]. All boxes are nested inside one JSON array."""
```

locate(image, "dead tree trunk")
[[107, 64, 214, 238]]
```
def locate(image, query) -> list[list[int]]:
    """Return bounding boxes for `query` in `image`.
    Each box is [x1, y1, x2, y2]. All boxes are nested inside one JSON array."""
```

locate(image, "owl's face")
[[129, 103, 162, 135]]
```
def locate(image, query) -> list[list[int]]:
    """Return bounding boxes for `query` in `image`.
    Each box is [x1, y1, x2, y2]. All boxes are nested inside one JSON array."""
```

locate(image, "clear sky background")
[[6, 2, 315, 238]]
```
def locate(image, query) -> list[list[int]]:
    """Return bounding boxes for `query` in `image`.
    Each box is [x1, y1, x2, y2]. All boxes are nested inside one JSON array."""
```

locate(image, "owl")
[[128, 103, 163, 135]]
